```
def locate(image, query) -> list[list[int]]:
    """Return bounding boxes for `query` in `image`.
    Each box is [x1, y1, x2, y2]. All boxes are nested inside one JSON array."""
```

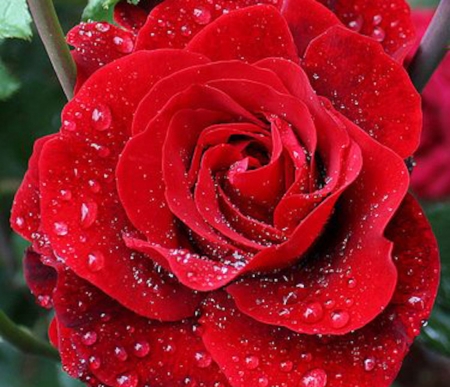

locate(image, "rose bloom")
[[409, 9, 450, 200], [12, 1, 440, 387]]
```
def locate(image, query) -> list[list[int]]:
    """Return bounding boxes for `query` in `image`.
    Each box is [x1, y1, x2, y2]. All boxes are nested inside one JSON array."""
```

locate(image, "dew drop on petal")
[[53, 222, 68, 236], [330, 310, 350, 329], [348, 15, 363, 32], [195, 351, 213, 368], [81, 201, 98, 228], [116, 373, 139, 387], [193, 6, 212, 25], [301, 302, 324, 324], [37, 295, 52, 309], [91, 105, 112, 131], [300, 368, 328, 387], [81, 331, 97, 346], [113, 36, 134, 53], [89, 356, 101, 370], [114, 346, 128, 361], [371, 26, 386, 42], [60, 189, 73, 201], [15, 217, 25, 229], [133, 341, 150, 358], [364, 357, 376, 372], [62, 120, 77, 132], [244, 355, 260, 370], [280, 360, 294, 372], [87, 251, 105, 272], [258, 376, 269, 387]]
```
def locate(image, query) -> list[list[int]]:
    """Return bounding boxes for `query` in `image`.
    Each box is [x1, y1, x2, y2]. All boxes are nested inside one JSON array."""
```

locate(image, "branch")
[[0, 310, 60, 361], [409, 0, 450, 92], [27, 0, 76, 100]]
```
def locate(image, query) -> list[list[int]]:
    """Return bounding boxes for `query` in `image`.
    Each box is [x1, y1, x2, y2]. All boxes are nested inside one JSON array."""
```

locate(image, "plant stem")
[[409, 0, 450, 92], [0, 310, 60, 361], [27, 0, 76, 100]]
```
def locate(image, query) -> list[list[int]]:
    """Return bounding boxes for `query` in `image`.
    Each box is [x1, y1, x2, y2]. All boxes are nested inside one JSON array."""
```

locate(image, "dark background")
[[0, 1, 447, 386]]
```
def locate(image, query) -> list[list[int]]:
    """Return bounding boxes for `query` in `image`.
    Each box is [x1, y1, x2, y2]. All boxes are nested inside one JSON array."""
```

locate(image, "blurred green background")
[[0, 0, 448, 386]]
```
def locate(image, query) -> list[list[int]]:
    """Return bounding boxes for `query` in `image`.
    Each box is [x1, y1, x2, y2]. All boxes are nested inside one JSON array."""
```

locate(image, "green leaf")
[[82, 0, 141, 22], [0, 59, 20, 101], [419, 202, 450, 356], [409, 0, 440, 8], [0, 0, 32, 40]]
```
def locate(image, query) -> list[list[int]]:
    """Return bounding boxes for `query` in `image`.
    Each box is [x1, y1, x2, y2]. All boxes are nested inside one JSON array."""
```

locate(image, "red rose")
[[12, 1, 439, 387], [409, 9, 450, 200]]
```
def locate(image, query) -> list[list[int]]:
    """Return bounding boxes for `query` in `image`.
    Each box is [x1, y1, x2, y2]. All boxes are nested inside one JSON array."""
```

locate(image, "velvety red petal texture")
[[303, 26, 421, 158], [23, 248, 57, 310], [37, 51, 209, 321], [67, 22, 136, 92], [10, 135, 55, 241], [186, 5, 298, 63], [317, 0, 415, 61], [51, 269, 230, 387], [201, 196, 438, 387]]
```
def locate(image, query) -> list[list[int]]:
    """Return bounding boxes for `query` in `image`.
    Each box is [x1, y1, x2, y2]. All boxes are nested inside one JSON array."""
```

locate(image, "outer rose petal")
[[10, 134, 55, 241], [318, 0, 415, 61], [186, 5, 298, 63], [67, 22, 136, 92], [23, 248, 57, 309], [303, 26, 422, 158], [38, 51, 209, 321], [52, 278, 231, 387], [201, 199, 438, 386], [135, 0, 280, 50]]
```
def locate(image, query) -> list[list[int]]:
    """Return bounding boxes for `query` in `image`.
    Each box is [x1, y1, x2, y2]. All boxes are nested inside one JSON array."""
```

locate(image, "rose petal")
[[135, 0, 280, 51], [38, 51, 208, 321], [114, 0, 162, 32], [11, 135, 55, 241], [228, 113, 409, 335], [67, 22, 136, 92], [186, 5, 298, 63], [54, 290, 230, 387], [318, 0, 416, 61], [281, 0, 342, 55], [303, 26, 421, 158]]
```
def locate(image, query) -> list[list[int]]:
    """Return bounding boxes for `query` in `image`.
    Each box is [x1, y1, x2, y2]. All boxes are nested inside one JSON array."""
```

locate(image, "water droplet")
[[53, 222, 68, 236], [87, 251, 105, 272], [372, 15, 383, 26], [37, 295, 52, 309], [81, 331, 97, 346], [88, 179, 102, 193], [258, 376, 269, 387], [195, 351, 213, 368], [60, 189, 73, 201], [364, 357, 376, 372], [330, 310, 350, 329], [15, 216, 25, 229], [244, 355, 260, 370], [133, 341, 150, 358], [181, 25, 192, 37], [371, 26, 386, 42], [89, 356, 101, 370], [91, 105, 112, 131], [280, 360, 293, 372], [193, 6, 212, 25], [301, 302, 324, 324], [81, 201, 98, 228], [347, 278, 357, 289], [348, 15, 363, 32], [96, 23, 110, 33], [114, 346, 128, 361], [62, 120, 77, 132], [116, 373, 139, 387], [300, 368, 328, 387], [113, 36, 134, 53]]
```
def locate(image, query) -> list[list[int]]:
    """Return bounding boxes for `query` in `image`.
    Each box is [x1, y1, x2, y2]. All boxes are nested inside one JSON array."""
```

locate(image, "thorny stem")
[[27, 0, 76, 100], [0, 311, 60, 361], [409, 0, 450, 92]]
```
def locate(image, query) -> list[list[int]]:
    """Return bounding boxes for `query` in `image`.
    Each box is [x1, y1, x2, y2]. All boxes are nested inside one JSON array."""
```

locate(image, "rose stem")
[[408, 0, 450, 93], [0, 310, 60, 361], [27, 0, 76, 100]]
